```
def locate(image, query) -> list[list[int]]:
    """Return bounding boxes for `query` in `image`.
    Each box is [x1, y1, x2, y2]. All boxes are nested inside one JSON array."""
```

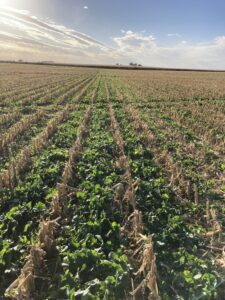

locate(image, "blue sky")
[[1, 0, 225, 68]]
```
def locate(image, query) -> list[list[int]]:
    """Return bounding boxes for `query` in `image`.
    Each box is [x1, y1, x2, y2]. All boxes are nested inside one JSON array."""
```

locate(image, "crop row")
[[0, 64, 93, 104], [107, 80, 222, 299], [0, 75, 74, 107], [0, 73, 92, 109], [111, 79, 224, 207], [0, 79, 100, 295], [0, 68, 224, 299], [118, 75, 225, 152], [0, 74, 95, 135], [0, 75, 97, 172]]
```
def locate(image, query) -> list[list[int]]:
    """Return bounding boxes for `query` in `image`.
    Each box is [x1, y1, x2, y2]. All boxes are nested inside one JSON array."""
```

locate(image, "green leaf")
[[179, 256, 185, 264], [183, 270, 194, 284], [24, 223, 31, 233], [194, 273, 202, 280]]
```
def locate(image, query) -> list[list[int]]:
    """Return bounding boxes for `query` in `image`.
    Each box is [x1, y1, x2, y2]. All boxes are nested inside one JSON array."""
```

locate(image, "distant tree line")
[[116, 62, 142, 67]]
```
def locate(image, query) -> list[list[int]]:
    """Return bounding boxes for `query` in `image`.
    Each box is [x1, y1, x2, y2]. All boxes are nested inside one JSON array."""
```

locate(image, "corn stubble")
[[1, 65, 225, 299]]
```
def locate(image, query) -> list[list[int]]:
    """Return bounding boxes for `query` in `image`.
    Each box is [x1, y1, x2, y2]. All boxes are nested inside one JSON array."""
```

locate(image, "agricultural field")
[[0, 63, 224, 299]]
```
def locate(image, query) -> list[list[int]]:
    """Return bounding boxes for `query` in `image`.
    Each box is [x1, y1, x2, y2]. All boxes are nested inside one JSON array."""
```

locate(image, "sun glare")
[[0, 0, 8, 6], [0, 0, 16, 8]]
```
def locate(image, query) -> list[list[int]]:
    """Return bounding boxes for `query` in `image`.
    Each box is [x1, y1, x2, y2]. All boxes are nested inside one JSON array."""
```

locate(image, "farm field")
[[0, 63, 225, 299]]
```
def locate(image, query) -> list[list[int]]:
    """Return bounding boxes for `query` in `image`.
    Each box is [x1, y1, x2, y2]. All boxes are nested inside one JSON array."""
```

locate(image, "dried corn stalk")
[[5, 246, 47, 299], [39, 218, 60, 255], [131, 235, 160, 300], [205, 207, 222, 238]]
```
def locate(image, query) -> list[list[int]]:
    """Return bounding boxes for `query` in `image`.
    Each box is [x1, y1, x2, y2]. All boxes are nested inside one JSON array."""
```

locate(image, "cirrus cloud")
[[0, 6, 118, 64], [0, 7, 225, 69]]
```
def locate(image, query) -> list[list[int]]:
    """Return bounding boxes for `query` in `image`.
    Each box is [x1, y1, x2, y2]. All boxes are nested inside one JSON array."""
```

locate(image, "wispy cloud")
[[83, 6, 88, 10], [1, 7, 225, 69], [167, 33, 182, 38], [0, 6, 116, 63]]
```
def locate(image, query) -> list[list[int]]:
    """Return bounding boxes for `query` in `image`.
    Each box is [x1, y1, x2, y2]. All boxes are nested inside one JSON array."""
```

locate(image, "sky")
[[0, 0, 225, 69]]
